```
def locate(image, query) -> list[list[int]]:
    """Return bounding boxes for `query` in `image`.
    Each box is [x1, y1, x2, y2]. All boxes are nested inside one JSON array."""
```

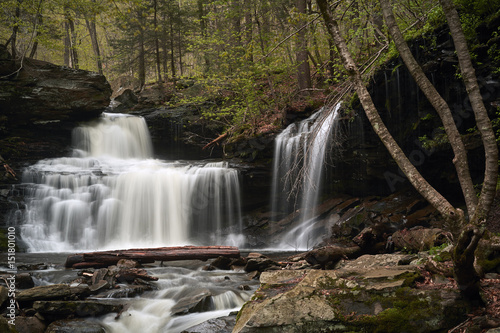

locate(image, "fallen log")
[[65, 246, 241, 269], [202, 132, 227, 150]]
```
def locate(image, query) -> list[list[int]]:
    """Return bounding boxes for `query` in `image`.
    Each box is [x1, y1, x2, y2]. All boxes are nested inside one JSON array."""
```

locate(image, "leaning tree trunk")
[[439, 0, 498, 222], [315, 0, 462, 224], [439, 0, 499, 301], [380, 0, 477, 218]]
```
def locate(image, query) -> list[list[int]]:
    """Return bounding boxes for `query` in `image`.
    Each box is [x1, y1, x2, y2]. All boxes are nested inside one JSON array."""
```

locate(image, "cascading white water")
[[17, 113, 243, 252], [271, 103, 341, 250]]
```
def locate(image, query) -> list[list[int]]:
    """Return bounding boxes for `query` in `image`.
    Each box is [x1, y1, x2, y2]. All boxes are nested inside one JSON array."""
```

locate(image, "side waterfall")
[[271, 103, 341, 250], [17, 113, 243, 252]]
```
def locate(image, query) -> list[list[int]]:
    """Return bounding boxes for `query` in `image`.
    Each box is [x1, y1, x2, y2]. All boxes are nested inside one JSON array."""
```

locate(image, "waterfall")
[[271, 103, 341, 250], [17, 113, 243, 252]]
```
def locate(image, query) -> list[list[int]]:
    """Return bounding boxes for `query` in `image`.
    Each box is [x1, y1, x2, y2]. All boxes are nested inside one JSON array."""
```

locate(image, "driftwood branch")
[[65, 246, 241, 269]]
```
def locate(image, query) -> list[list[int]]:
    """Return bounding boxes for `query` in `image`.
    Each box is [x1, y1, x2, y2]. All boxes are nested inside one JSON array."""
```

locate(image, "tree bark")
[[380, 0, 477, 218], [65, 246, 241, 269], [29, 12, 42, 59], [170, 18, 176, 80], [64, 7, 79, 70], [198, 0, 210, 73], [153, 0, 164, 100], [64, 21, 71, 67], [439, 0, 498, 223], [315, 0, 461, 223], [296, 0, 312, 91], [137, 9, 146, 90], [243, 0, 253, 62], [68, 18, 79, 69], [85, 1, 103, 75], [9, 0, 22, 60], [439, 0, 498, 301]]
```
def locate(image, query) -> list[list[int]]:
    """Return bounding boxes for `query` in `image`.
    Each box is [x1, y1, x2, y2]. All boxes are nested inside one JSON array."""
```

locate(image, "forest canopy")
[[1, 0, 499, 135]]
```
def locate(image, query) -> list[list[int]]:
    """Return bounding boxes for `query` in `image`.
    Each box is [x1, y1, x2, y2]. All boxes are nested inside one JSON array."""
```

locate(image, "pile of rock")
[[0, 259, 157, 333]]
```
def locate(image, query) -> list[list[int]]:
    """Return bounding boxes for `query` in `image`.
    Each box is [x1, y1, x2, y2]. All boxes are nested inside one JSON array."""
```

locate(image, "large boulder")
[[234, 254, 471, 333], [0, 53, 112, 187], [0, 55, 111, 131]]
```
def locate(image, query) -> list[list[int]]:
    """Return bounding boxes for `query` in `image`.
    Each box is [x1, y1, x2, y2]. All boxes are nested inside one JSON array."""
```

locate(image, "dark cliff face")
[[0, 54, 111, 131], [0, 47, 112, 181], [324, 22, 500, 199]]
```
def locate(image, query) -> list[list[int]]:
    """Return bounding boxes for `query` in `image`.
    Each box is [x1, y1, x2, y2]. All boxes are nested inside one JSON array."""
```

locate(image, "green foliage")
[[428, 243, 452, 262], [418, 130, 449, 150], [490, 106, 500, 143], [420, 113, 434, 121], [454, 0, 500, 42]]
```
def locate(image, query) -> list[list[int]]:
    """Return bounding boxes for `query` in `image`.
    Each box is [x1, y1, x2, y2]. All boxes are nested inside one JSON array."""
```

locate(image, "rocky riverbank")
[[2, 232, 499, 333]]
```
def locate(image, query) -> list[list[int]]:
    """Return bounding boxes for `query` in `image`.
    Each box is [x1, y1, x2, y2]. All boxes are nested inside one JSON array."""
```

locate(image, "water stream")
[[14, 113, 243, 252], [6, 112, 256, 331], [6, 104, 344, 331], [271, 103, 341, 250]]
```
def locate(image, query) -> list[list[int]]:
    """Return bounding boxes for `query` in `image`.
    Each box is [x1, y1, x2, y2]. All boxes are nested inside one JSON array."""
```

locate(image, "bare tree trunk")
[[244, 0, 253, 62], [29, 12, 42, 59], [64, 21, 71, 67], [169, 19, 177, 80], [85, 1, 103, 74], [198, 0, 210, 72], [296, 0, 311, 91], [439, 0, 498, 302], [315, 0, 462, 224], [66, 12, 79, 69], [153, 0, 164, 100], [380, 0, 477, 218], [439, 0, 498, 223], [85, 19, 103, 74], [161, 11, 169, 81], [177, 16, 183, 76], [9, 0, 22, 60]]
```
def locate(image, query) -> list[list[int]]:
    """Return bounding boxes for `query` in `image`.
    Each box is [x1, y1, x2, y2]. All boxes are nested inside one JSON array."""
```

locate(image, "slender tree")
[[296, 0, 312, 91], [316, 0, 497, 301], [7, 0, 22, 60], [379, 0, 477, 218], [153, 0, 164, 99], [439, 0, 498, 300], [84, 0, 103, 74]]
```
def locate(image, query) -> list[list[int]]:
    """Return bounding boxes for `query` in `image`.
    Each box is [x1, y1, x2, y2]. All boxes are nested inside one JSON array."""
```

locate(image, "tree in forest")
[[316, 0, 498, 301], [295, 0, 312, 91]]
